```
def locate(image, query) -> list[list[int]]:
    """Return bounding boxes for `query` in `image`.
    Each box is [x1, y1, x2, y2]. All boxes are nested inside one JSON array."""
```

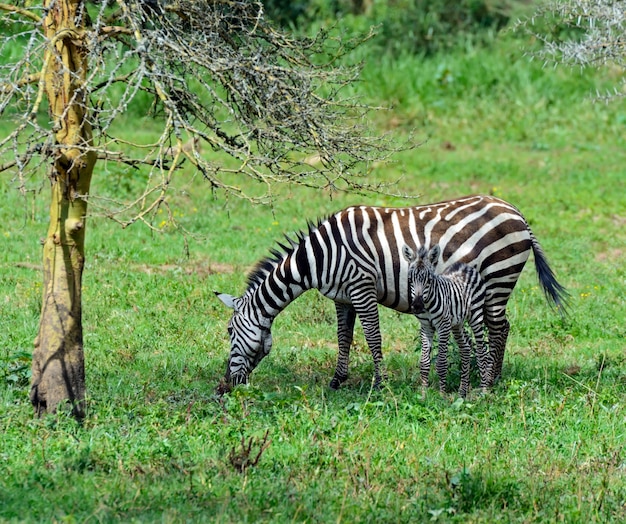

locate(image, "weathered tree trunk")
[[30, 0, 96, 418]]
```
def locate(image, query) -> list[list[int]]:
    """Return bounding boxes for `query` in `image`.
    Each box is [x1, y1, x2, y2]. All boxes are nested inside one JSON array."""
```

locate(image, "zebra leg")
[[484, 304, 510, 384], [453, 325, 471, 398], [418, 321, 435, 397], [330, 302, 357, 389], [350, 287, 386, 388], [469, 314, 492, 391], [486, 319, 510, 382], [435, 319, 452, 394], [492, 318, 510, 381]]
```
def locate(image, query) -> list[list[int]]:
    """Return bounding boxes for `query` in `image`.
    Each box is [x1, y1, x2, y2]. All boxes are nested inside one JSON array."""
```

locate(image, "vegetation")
[[264, 0, 526, 56], [0, 0, 397, 417], [517, 0, 626, 103], [2, 6, 626, 524]]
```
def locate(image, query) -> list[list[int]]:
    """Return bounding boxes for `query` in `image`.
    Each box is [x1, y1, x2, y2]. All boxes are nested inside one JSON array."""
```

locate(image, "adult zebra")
[[216, 195, 568, 389]]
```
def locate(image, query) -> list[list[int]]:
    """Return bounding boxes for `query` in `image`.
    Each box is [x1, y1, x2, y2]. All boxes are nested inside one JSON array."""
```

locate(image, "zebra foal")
[[216, 195, 568, 391], [403, 244, 491, 398]]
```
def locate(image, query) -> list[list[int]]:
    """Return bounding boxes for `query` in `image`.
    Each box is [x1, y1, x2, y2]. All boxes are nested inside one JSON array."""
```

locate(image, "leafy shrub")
[[2, 350, 31, 388], [376, 0, 517, 56], [261, 0, 311, 27], [263, 0, 533, 55], [262, 0, 371, 27]]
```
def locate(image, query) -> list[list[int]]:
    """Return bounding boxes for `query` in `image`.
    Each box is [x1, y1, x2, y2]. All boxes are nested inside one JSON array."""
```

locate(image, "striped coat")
[[404, 244, 489, 397], [217, 195, 567, 389]]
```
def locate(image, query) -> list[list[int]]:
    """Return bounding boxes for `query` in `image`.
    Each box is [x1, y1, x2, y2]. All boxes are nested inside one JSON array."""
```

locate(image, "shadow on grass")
[[207, 344, 626, 405]]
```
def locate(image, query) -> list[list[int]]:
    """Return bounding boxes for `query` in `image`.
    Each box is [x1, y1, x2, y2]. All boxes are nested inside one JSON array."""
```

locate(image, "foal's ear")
[[428, 245, 441, 266], [215, 292, 240, 311], [402, 244, 416, 263]]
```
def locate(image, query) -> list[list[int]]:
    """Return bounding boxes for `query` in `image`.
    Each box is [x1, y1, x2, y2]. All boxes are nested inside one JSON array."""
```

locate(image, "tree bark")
[[30, 0, 96, 418]]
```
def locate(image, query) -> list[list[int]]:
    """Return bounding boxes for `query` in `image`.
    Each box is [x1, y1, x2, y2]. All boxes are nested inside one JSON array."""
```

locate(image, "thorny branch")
[[1, 0, 414, 228], [0, 2, 41, 23], [516, 0, 626, 102]]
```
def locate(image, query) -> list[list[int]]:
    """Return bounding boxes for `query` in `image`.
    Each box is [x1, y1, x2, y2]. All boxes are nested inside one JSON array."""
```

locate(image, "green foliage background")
[[265, 0, 526, 55], [1, 2, 626, 522]]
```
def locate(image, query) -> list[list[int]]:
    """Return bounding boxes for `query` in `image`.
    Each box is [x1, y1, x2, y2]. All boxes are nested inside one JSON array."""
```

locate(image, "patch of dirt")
[[594, 248, 624, 263], [17, 257, 237, 278], [612, 214, 626, 227], [132, 260, 236, 278]]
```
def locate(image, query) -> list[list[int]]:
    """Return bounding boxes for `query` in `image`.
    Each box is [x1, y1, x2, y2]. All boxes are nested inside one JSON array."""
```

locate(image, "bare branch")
[[99, 25, 133, 38], [0, 3, 41, 24], [1, 0, 415, 227], [0, 72, 41, 95], [516, 0, 626, 102]]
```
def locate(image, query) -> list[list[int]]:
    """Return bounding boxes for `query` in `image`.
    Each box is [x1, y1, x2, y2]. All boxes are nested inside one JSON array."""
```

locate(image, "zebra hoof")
[[371, 370, 388, 390], [372, 376, 386, 390], [329, 374, 347, 390]]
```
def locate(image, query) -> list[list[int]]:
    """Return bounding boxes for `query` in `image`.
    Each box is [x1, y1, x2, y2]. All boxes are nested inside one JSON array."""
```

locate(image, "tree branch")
[[0, 72, 41, 95], [1, 0, 416, 227], [0, 3, 42, 24]]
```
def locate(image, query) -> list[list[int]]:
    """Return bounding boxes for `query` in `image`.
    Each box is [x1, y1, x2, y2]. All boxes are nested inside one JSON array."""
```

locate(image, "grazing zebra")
[[403, 244, 490, 398], [216, 195, 567, 390]]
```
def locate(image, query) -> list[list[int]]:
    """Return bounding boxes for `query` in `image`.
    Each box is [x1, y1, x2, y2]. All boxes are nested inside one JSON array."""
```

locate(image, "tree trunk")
[[30, 0, 96, 418]]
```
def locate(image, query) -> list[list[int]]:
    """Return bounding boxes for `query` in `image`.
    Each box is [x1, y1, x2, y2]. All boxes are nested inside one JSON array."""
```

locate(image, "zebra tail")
[[530, 231, 570, 316]]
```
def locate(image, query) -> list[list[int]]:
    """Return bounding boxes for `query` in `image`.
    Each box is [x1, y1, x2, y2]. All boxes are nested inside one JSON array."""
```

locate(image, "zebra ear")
[[215, 292, 240, 311], [402, 244, 416, 263], [428, 245, 441, 266]]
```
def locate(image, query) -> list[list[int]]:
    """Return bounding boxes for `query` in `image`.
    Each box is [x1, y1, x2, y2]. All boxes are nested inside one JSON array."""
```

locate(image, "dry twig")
[[228, 430, 271, 473]]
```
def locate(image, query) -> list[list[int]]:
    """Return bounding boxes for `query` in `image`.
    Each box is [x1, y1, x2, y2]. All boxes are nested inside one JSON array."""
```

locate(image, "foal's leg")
[[469, 312, 492, 392], [418, 321, 435, 397], [435, 318, 452, 394], [453, 325, 471, 398]]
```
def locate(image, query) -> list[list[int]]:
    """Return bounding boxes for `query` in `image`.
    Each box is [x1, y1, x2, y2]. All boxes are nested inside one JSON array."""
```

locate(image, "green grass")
[[2, 32, 626, 523]]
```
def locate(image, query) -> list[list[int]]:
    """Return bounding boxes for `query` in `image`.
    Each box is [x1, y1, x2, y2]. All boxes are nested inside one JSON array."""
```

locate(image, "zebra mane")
[[245, 218, 322, 292]]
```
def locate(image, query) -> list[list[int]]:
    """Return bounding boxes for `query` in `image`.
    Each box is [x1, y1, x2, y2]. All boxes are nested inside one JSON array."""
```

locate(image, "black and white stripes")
[[216, 195, 567, 389], [403, 244, 490, 397]]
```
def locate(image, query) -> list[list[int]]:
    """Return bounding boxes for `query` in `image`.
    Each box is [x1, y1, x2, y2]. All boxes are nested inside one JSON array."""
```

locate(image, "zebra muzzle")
[[412, 296, 425, 314], [230, 372, 249, 386]]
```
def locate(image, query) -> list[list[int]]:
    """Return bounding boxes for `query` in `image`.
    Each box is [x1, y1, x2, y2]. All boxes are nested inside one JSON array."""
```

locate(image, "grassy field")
[[2, 31, 626, 523]]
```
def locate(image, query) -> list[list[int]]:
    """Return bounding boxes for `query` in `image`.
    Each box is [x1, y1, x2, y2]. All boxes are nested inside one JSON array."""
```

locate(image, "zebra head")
[[402, 244, 440, 314], [216, 292, 273, 386]]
